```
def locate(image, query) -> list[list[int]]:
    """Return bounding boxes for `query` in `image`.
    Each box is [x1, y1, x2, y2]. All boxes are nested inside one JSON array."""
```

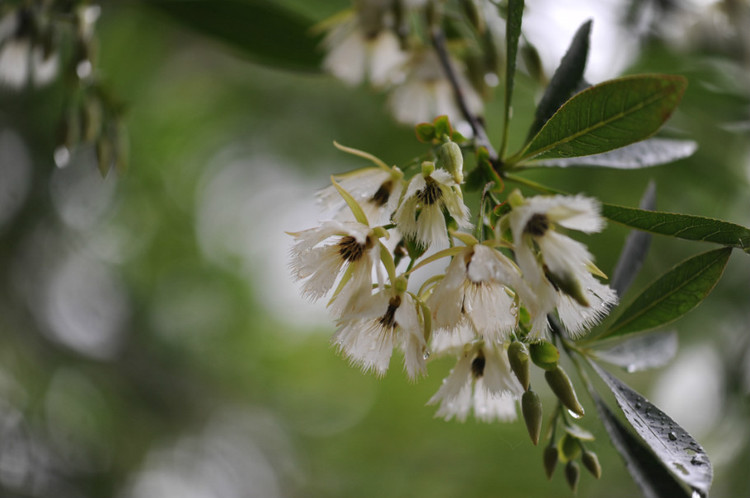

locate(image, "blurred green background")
[[1, 0, 749, 497]]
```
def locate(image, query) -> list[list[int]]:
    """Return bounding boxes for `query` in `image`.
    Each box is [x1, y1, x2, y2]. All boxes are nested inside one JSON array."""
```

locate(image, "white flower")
[[428, 244, 528, 345], [387, 50, 483, 128], [393, 167, 470, 248], [333, 289, 426, 379], [322, 13, 409, 88], [0, 11, 59, 89], [317, 167, 404, 226], [507, 193, 618, 338], [428, 343, 522, 422], [289, 220, 378, 315]]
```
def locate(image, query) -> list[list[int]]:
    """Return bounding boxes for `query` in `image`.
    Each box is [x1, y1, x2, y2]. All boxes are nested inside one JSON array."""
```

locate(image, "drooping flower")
[[393, 163, 471, 248], [332, 287, 426, 379], [317, 144, 404, 226], [322, 6, 409, 88], [0, 9, 59, 89], [427, 243, 530, 345], [428, 342, 522, 422], [506, 192, 618, 338], [387, 49, 482, 130], [289, 220, 379, 315]]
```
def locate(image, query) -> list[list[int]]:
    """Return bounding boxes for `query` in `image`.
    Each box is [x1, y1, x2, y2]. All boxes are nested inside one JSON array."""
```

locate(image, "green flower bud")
[[530, 341, 560, 370], [543, 444, 558, 479], [436, 141, 464, 184], [582, 450, 602, 479], [521, 390, 543, 446], [96, 136, 113, 177], [565, 461, 580, 493], [559, 433, 582, 461], [545, 366, 585, 418], [508, 189, 524, 208], [507, 341, 530, 391]]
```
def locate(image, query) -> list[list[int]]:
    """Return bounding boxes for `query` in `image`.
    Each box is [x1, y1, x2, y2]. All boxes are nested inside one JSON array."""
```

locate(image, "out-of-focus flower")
[[428, 342, 522, 422], [387, 50, 482, 127], [505, 192, 617, 338], [394, 162, 470, 248], [322, 6, 409, 88], [0, 9, 59, 89]]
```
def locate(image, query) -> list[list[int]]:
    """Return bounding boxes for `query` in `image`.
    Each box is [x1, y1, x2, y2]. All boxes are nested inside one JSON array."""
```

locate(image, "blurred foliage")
[[1, 0, 749, 497]]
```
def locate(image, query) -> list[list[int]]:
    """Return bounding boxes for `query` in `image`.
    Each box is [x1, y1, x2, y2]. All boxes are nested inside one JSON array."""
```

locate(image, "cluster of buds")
[[289, 117, 618, 431]]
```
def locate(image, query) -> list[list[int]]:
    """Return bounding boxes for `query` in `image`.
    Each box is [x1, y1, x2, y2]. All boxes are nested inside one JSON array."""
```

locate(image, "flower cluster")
[[289, 135, 618, 423], [320, 0, 486, 130]]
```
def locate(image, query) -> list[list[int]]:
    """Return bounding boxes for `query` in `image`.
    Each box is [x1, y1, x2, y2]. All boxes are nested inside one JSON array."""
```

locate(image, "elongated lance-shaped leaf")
[[611, 181, 656, 296], [526, 19, 592, 141], [500, 0, 524, 157], [148, 0, 323, 72], [591, 330, 678, 373], [589, 361, 713, 497], [600, 247, 731, 339], [530, 138, 697, 169], [602, 203, 750, 251], [592, 393, 692, 498], [515, 74, 687, 163]]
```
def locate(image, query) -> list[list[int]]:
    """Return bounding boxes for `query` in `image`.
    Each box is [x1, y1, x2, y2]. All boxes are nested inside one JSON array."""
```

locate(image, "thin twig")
[[430, 26, 497, 160]]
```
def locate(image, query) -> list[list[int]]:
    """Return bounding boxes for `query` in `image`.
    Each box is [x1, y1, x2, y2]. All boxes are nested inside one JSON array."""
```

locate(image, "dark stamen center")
[[471, 351, 486, 378], [370, 180, 393, 207], [378, 295, 402, 329], [417, 177, 442, 205], [338, 235, 366, 262], [524, 213, 550, 237]]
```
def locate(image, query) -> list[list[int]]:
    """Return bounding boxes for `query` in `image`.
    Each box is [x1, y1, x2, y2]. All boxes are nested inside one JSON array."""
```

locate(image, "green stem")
[[504, 173, 563, 195]]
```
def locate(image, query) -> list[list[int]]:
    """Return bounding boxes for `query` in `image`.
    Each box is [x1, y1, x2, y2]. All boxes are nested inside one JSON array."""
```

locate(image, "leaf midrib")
[[605, 249, 729, 337], [521, 82, 675, 161]]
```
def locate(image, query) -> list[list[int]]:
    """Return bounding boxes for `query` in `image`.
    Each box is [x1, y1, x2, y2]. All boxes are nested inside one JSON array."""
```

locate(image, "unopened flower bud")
[[507, 341, 530, 391], [543, 444, 558, 479], [521, 390, 542, 445], [560, 433, 582, 461], [582, 450, 602, 479], [508, 189, 524, 208], [436, 141, 464, 184], [530, 341, 559, 370], [565, 461, 580, 493], [545, 366, 585, 418]]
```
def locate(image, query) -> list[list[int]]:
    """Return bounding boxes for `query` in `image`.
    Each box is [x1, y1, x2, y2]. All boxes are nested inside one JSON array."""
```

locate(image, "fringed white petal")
[[472, 383, 518, 422], [428, 353, 473, 422]]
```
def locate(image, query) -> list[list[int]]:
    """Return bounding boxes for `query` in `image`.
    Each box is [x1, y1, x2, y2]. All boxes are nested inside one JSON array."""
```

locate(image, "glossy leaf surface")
[[590, 362, 712, 497], [518, 75, 687, 162], [602, 247, 731, 339]]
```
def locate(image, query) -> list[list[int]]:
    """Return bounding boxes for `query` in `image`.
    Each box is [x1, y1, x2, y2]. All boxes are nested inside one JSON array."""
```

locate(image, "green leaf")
[[602, 203, 750, 250], [590, 362, 713, 497], [526, 19, 591, 141], [591, 330, 678, 373], [600, 247, 731, 339], [500, 0, 524, 157], [592, 393, 692, 498], [148, 0, 323, 72], [530, 138, 697, 169], [515, 74, 687, 162], [611, 181, 656, 296]]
